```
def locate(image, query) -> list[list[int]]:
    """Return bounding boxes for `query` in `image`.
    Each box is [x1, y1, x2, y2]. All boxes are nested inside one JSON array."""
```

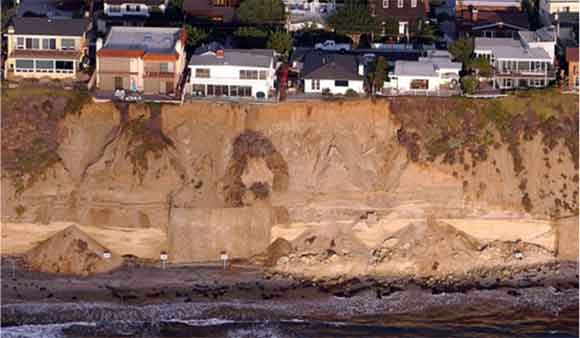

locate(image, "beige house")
[[4, 17, 90, 80], [95, 26, 187, 99]]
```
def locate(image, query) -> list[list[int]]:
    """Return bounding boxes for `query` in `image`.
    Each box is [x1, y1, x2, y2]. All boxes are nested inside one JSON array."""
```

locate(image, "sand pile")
[[372, 218, 483, 276], [292, 222, 368, 255], [24, 225, 123, 276], [251, 237, 293, 267]]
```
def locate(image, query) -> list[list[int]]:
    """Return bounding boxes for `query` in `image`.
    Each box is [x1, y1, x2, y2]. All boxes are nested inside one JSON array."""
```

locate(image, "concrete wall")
[[168, 207, 273, 262]]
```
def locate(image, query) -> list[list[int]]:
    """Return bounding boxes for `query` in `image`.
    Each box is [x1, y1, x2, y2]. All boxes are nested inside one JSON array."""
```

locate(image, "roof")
[[16, 0, 80, 18], [456, 0, 520, 7], [519, 26, 556, 43], [9, 49, 81, 60], [566, 47, 579, 63], [302, 52, 363, 81], [104, 0, 165, 4], [189, 48, 275, 68], [418, 57, 462, 70], [395, 61, 437, 77], [182, 0, 236, 21], [458, 9, 530, 30], [98, 26, 184, 59], [474, 37, 522, 50], [9, 17, 89, 36]]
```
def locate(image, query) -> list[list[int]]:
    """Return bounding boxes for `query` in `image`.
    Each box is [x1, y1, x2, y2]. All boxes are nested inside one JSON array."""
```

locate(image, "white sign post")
[[220, 251, 228, 270], [160, 251, 168, 269]]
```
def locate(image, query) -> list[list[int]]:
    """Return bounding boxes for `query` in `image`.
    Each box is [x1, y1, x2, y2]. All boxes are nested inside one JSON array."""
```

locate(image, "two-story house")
[[3, 17, 90, 80], [368, 0, 428, 37], [187, 44, 277, 99], [473, 27, 557, 89], [103, 0, 168, 16], [95, 26, 187, 101], [456, 6, 530, 38]]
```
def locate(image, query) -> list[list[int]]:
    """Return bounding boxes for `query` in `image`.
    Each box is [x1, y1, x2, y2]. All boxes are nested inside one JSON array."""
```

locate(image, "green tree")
[[461, 75, 477, 94], [327, 2, 380, 34], [448, 38, 474, 64], [267, 30, 293, 59], [467, 56, 492, 77], [371, 56, 387, 94], [237, 0, 285, 24], [170, 0, 183, 8], [418, 24, 437, 44], [185, 26, 209, 50]]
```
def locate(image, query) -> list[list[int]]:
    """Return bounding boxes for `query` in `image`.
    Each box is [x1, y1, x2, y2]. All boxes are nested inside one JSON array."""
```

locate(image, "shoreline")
[[2, 257, 578, 328]]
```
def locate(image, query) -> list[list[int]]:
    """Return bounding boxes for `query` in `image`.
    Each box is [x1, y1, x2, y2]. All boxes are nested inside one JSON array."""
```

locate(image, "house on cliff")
[[300, 51, 365, 95], [187, 43, 278, 99], [94, 26, 187, 103], [473, 27, 557, 89], [368, 0, 429, 38], [97, 0, 171, 34], [3, 17, 90, 81]]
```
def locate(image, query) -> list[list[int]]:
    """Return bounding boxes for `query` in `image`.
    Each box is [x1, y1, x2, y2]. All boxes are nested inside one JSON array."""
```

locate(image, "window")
[[109, 5, 121, 12], [335, 80, 348, 87], [61, 39, 75, 51], [35, 60, 54, 72], [397, 0, 403, 8], [25, 38, 39, 49], [16, 37, 24, 49], [410, 79, 428, 89], [411, 0, 417, 7], [383, 0, 389, 7], [114, 77, 124, 89], [258, 70, 267, 80], [240, 70, 258, 79], [55, 60, 74, 73], [15, 59, 34, 71], [160, 63, 169, 72], [195, 68, 210, 78], [311, 79, 320, 90], [213, 0, 226, 6], [42, 38, 56, 50]]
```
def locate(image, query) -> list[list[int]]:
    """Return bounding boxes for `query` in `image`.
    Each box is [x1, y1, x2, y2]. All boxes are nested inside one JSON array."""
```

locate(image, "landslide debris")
[[24, 225, 123, 276], [250, 237, 293, 267], [273, 218, 555, 279]]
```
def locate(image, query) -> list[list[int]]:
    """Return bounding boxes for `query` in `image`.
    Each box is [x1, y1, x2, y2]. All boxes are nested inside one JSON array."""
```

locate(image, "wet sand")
[[1, 256, 578, 331]]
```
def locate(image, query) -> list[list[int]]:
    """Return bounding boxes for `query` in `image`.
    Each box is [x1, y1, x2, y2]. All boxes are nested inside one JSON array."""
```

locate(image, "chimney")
[[471, 7, 478, 22], [424, 0, 429, 15], [358, 63, 364, 76], [216, 49, 225, 59]]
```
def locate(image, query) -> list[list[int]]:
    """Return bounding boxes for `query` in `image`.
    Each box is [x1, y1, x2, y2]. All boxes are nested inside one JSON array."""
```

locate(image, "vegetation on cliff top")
[[2, 87, 91, 194], [391, 90, 579, 215]]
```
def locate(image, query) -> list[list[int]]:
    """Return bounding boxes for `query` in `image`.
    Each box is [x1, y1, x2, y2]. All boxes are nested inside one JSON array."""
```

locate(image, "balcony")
[[143, 71, 175, 79]]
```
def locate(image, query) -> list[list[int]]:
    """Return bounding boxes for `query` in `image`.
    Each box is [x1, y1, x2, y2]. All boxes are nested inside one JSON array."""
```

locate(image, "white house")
[[103, 0, 168, 17], [301, 52, 365, 95], [385, 55, 462, 94], [385, 51, 461, 94], [188, 46, 278, 99], [474, 27, 557, 89]]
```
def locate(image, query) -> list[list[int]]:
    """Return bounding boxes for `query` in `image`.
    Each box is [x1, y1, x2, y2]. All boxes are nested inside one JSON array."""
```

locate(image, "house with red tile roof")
[[95, 26, 187, 101]]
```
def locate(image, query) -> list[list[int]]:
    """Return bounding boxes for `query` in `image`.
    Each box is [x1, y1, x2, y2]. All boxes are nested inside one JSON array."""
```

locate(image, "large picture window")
[[55, 60, 74, 73], [335, 80, 349, 87], [383, 0, 389, 7], [16, 37, 25, 49], [35, 60, 54, 72], [15, 59, 34, 71], [258, 70, 267, 80]]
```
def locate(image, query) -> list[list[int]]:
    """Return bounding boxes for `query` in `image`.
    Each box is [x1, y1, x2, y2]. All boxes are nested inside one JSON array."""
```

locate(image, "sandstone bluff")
[[2, 89, 578, 278]]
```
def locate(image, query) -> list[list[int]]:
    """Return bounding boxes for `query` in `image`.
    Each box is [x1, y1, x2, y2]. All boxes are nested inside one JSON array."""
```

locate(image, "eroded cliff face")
[[2, 92, 578, 264]]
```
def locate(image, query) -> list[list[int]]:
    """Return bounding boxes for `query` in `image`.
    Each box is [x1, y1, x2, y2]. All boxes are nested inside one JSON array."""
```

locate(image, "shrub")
[[345, 88, 359, 97], [461, 75, 476, 94]]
